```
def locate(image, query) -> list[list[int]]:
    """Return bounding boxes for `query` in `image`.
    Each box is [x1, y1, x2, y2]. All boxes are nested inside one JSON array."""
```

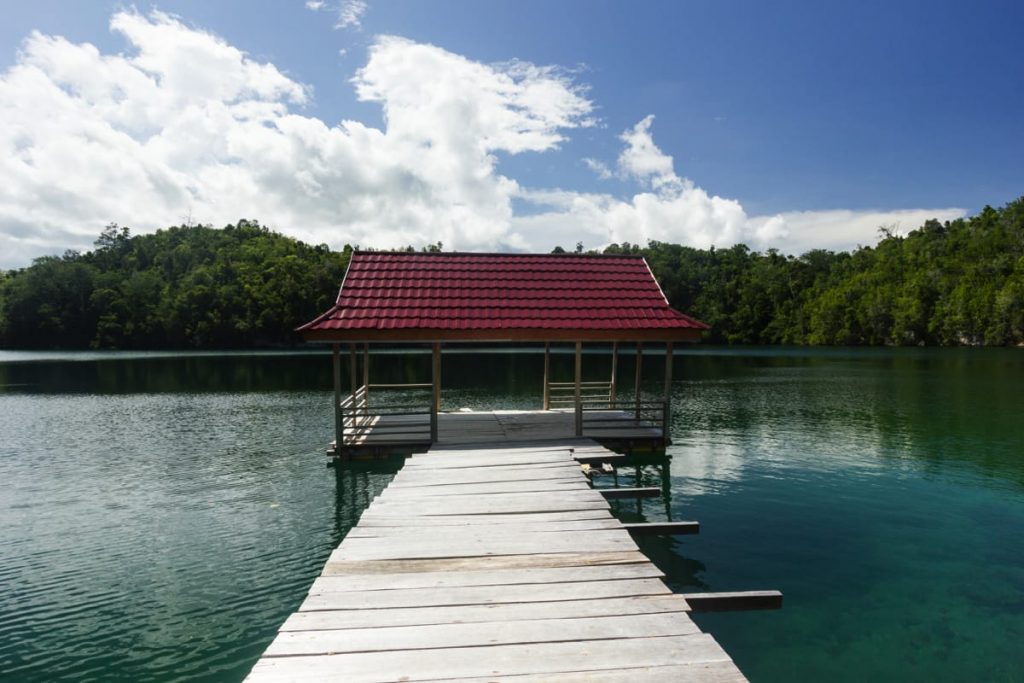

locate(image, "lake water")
[[0, 347, 1022, 682]]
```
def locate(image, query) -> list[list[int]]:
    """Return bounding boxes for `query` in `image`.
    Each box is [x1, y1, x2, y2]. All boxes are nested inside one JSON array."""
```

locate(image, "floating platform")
[[247, 439, 762, 682]]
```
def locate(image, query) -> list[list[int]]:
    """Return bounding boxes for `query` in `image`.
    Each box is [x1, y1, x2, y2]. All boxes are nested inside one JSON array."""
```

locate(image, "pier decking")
[[247, 440, 752, 682]]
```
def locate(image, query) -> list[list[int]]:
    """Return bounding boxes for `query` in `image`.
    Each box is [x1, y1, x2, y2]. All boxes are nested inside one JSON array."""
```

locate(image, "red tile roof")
[[299, 252, 709, 342]]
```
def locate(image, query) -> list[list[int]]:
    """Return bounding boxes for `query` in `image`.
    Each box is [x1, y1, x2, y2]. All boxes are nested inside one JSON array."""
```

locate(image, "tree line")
[[1, 198, 1023, 348], [624, 197, 1024, 345], [0, 221, 351, 348]]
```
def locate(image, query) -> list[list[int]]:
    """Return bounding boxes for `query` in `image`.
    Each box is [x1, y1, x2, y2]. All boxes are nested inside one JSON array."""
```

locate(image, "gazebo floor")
[[333, 409, 666, 458]]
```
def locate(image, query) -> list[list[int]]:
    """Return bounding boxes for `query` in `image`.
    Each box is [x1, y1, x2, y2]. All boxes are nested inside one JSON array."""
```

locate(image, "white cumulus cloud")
[[617, 115, 678, 188], [0, 11, 594, 266], [547, 116, 964, 252], [748, 208, 967, 254], [0, 10, 965, 268], [525, 115, 761, 249], [305, 0, 368, 30]]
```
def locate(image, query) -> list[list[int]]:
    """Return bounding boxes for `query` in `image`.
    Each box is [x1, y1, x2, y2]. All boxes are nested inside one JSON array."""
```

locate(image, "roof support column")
[[349, 344, 357, 398], [362, 343, 370, 418], [332, 343, 342, 454], [347, 342, 357, 448], [663, 341, 674, 441], [431, 342, 441, 443], [542, 342, 551, 410], [574, 341, 583, 436], [634, 342, 643, 419], [610, 342, 618, 409]]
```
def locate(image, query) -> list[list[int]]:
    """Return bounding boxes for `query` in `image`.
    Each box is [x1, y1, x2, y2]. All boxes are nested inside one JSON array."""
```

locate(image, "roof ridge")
[[352, 251, 645, 259]]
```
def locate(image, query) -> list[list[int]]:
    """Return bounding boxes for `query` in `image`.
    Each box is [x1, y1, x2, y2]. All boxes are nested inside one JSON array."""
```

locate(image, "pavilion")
[[298, 252, 708, 457]]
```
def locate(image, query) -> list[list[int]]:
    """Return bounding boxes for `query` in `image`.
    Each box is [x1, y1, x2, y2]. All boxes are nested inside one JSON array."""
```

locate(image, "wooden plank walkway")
[[246, 440, 746, 682]]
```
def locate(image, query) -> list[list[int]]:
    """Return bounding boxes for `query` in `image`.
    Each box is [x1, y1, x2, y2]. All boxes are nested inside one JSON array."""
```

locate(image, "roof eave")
[[294, 253, 356, 333], [299, 327, 705, 343]]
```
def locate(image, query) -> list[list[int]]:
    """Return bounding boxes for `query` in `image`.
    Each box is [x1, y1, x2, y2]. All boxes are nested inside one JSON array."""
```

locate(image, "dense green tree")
[[2, 198, 1024, 349], [0, 220, 351, 349], [627, 197, 1024, 346]]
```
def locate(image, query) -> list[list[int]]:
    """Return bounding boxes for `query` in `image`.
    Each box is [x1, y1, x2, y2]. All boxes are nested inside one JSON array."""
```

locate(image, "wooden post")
[[431, 342, 440, 443], [574, 341, 583, 436], [634, 342, 643, 419], [347, 342, 357, 449], [349, 344, 357, 398], [663, 341, 674, 399], [663, 341, 674, 440], [332, 343, 342, 453], [542, 342, 551, 410], [362, 343, 369, 417], [609, 342, 618, 408], [661, 458, 672, 519]]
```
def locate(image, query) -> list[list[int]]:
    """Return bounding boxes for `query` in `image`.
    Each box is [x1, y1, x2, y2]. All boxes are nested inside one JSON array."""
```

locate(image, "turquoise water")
[[0, 348, 1022, 681], [662, 349, 1024, 681]]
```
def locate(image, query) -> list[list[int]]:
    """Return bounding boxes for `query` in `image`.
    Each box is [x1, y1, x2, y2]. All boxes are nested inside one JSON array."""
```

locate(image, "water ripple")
[[0, 388, 397, 682]]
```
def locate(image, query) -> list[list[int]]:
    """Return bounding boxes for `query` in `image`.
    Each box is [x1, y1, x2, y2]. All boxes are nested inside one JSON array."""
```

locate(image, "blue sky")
[[1, 1, 1021, 267]]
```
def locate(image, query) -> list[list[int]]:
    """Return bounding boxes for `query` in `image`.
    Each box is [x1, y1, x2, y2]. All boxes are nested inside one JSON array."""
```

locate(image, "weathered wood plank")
[[329, 533, 639, 561], [387, 476, 585, 490], [574, 453, 630, 465], [379, 480, 591, 496], [335, 528, 626, 540], [374, 487, 602, 503], [388, 472, 586, 487], [264, 612, 700, 657], [355, 510, 614, 525], [370, 496, 608, 511], [358, 498, 610, 516], [597, 487, 662, 499], [399, 462, 580, 475], [346, 518, 623, 536], [284, 593, 692, 634], [413, 446, 576, 458], [623, 521, 701, 536], [405, 450, 578, 462], [320, 551, 651, 575], [406, 446, 573, 458], [300, 578, 671, 611], [333, 529, 634, 553], [428, 661, 747, 682], [281, 594, 692, 632], [244, 633, 731, 683], [682, 590, 784, 612], [309, 562, 664, 593], [405, 452, 577, 462]]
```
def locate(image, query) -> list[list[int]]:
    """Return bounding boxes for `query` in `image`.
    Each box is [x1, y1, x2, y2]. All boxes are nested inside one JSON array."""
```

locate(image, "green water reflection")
[[0, 347, 1022, 682]]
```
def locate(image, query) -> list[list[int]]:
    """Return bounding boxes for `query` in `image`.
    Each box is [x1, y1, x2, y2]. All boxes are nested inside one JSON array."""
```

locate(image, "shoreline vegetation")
[[1, 198, 1022, 349]]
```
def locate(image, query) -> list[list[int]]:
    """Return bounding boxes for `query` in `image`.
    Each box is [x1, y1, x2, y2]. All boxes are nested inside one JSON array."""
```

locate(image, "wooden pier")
[[247, 440, 774, 682]]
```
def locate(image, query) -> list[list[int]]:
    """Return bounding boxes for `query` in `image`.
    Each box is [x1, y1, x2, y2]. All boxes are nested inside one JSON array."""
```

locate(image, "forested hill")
[[614, 197, 1024, 346], [1, 199, 1023, 349], [0, 221, 351, 348]]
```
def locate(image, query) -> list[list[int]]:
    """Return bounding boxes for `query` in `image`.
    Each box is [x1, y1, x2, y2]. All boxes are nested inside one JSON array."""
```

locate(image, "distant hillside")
[[625, 197, 1024, 346], [2, 199, 1023, 349], [0, 221, 351, 348]]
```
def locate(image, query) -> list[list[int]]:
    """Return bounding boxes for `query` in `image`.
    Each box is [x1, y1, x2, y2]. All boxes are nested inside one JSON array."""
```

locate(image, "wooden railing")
[[546, 379, 668, 441], [339, 383, 436, 445], [581, 400, 668, 438], [547, 381, 615, 409]]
